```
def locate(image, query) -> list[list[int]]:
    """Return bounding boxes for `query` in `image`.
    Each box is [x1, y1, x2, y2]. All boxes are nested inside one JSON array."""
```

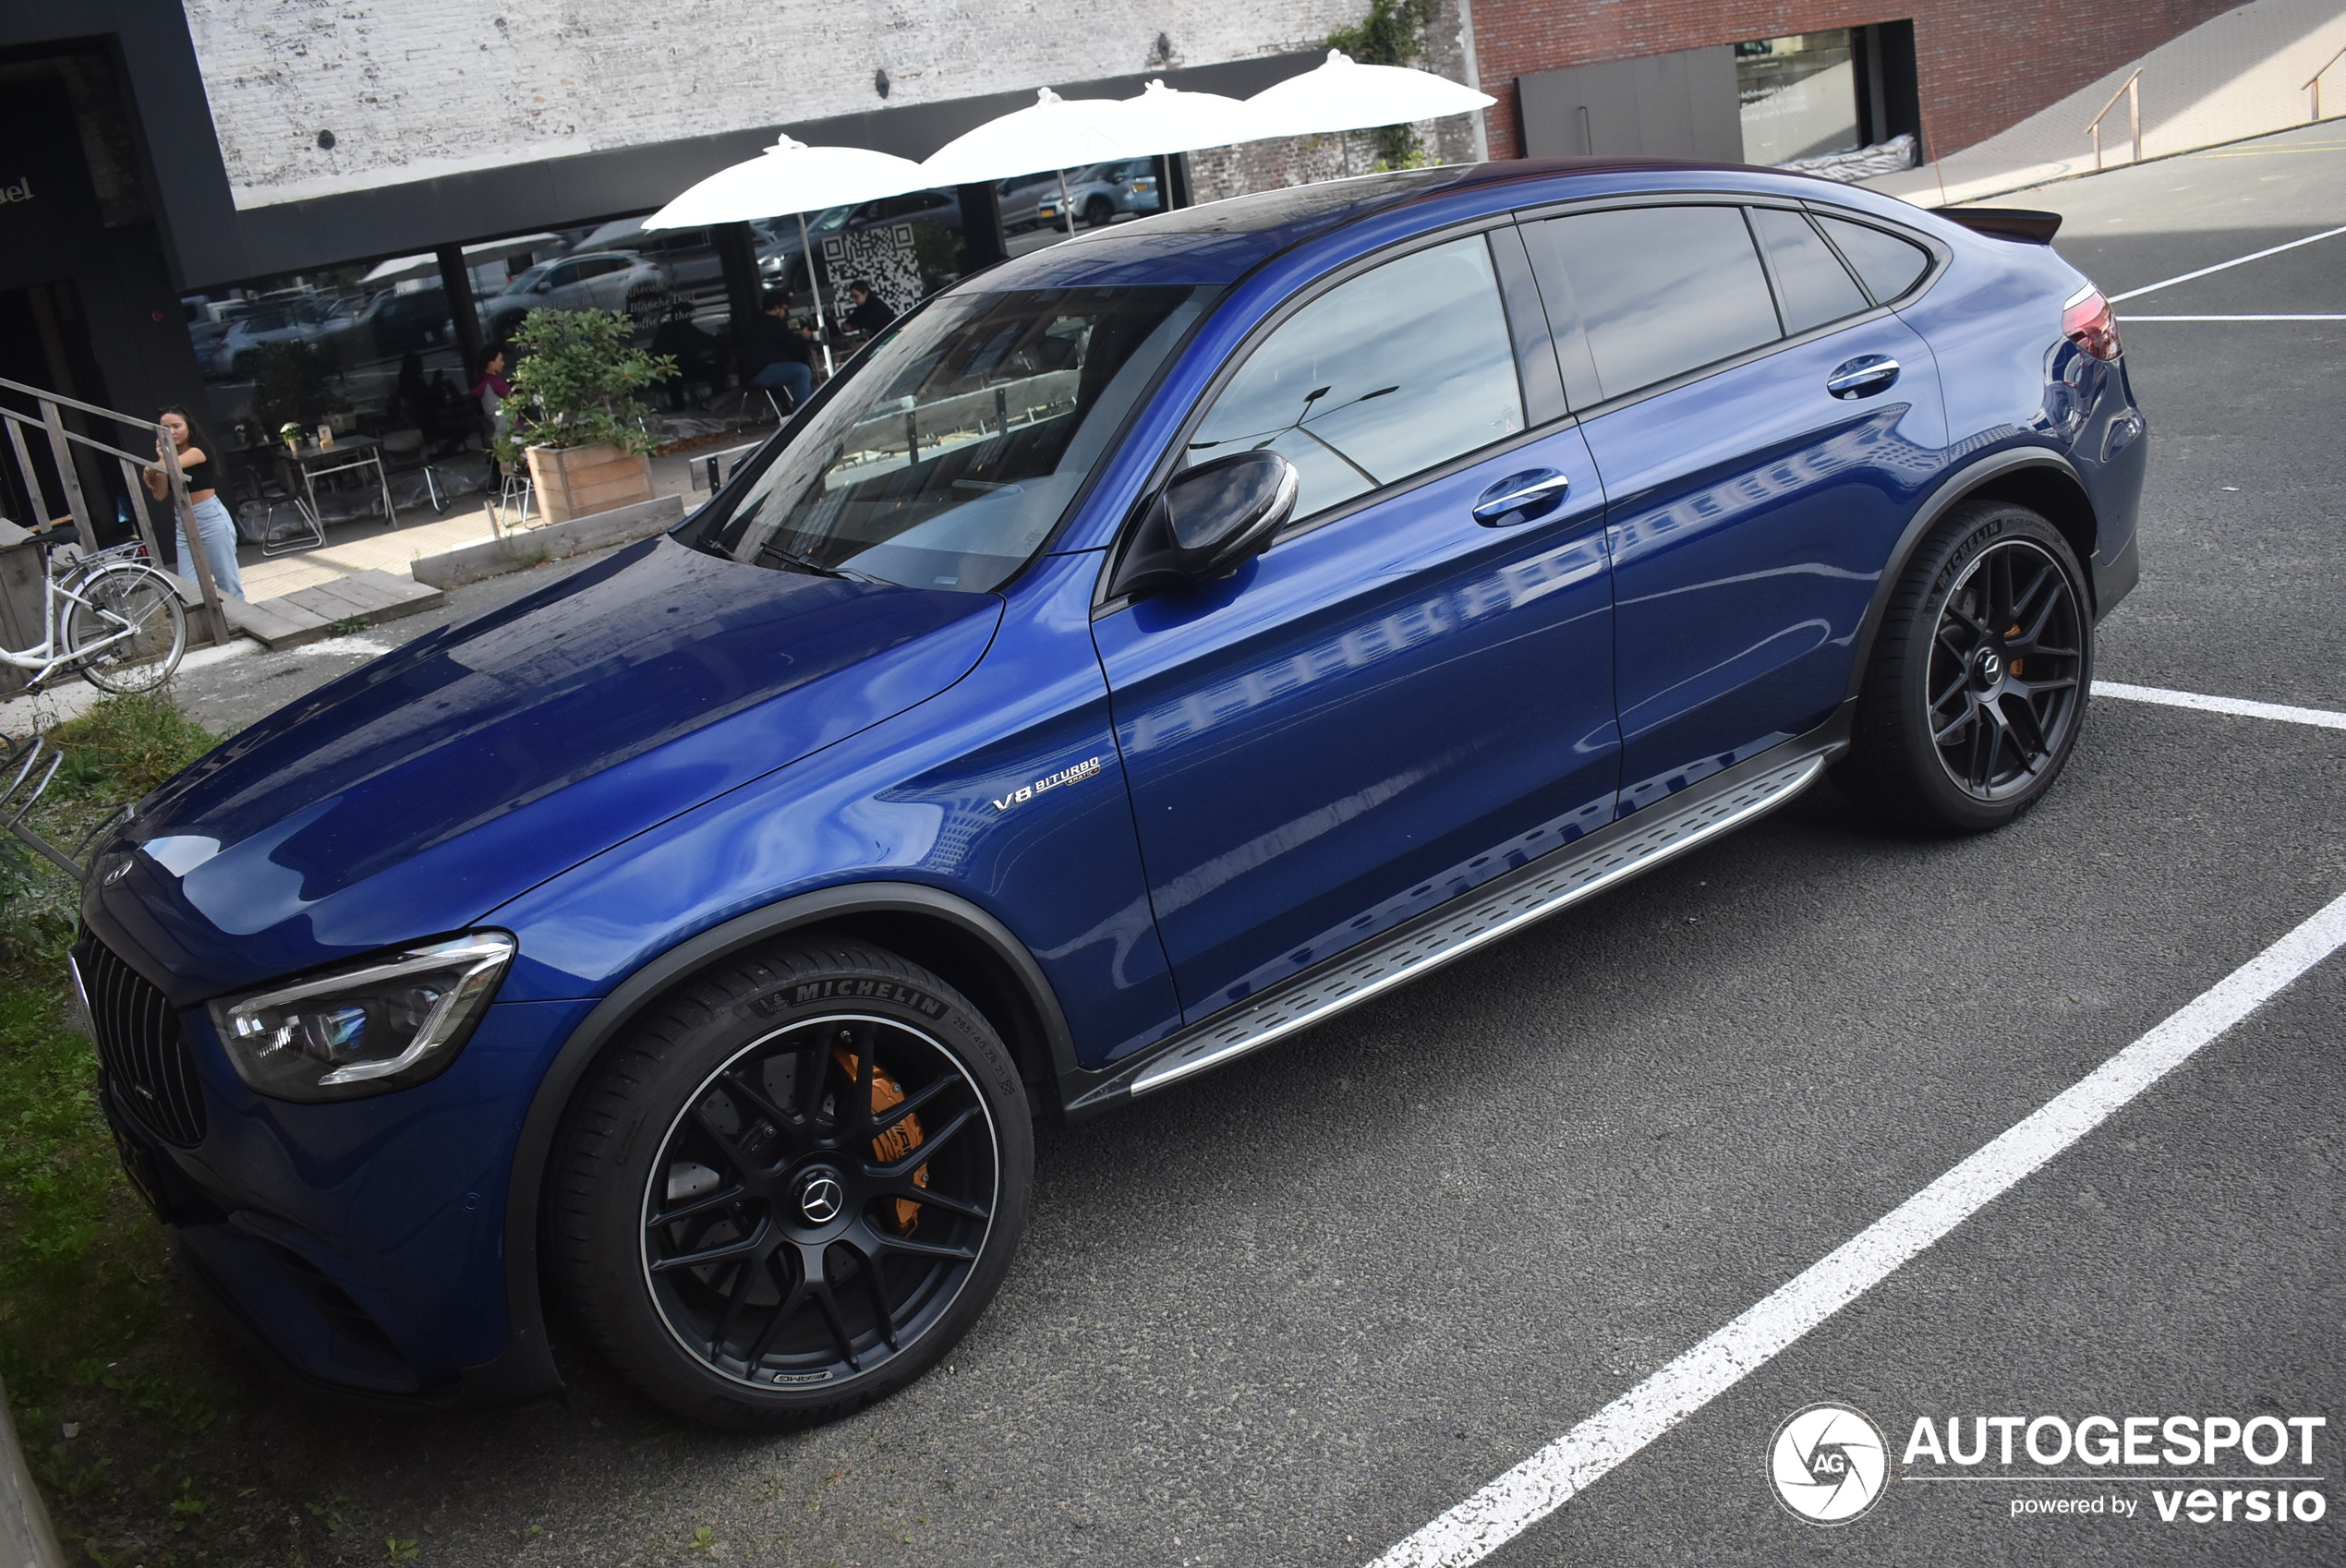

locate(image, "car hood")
[[91, 537, 1002, 1000]]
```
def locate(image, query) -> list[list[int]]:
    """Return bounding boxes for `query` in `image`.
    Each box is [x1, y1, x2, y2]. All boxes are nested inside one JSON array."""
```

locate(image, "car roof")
[[955, 158, 1912, 292]]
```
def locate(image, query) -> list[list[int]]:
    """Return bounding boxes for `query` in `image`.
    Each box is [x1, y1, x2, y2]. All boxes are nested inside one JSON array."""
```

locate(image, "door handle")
[[1826, 355, 1901, 399], [1470, 468, 1571, 526]]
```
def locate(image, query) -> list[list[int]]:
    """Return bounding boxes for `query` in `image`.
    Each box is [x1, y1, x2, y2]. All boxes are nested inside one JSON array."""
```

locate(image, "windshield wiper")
[[759, 542, 875, 584]]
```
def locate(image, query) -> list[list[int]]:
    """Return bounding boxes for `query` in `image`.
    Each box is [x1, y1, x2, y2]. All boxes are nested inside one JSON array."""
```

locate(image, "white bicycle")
[[0, 537, 187, 696]]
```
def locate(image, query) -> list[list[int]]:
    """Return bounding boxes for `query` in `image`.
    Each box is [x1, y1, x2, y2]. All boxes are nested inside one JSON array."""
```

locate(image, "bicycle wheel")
[[68, 565, 188, 694]]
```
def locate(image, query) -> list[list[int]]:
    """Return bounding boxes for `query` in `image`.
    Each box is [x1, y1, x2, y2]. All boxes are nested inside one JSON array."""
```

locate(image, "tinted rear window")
[[1750, 207, 1870, 333], [1815, 215, 1933, 302], [1524, 205, 1782, 400]]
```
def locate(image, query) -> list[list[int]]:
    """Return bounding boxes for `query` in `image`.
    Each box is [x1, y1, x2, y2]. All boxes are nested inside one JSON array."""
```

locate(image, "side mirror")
[[1110, 449, 1299, 601]]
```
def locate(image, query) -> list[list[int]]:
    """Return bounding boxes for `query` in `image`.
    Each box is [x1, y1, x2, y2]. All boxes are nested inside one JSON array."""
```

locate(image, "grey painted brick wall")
[[185, 0, 1364, 210]]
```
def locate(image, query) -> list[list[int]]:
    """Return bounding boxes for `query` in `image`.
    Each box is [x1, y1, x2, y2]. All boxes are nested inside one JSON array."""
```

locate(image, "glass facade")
[[173, 170, 1158, 522], [1735, 32, 1860, 167]]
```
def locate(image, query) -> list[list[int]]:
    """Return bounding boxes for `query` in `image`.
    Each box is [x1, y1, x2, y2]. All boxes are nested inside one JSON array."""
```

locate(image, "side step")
[[1084, 750, 1829, 1108]]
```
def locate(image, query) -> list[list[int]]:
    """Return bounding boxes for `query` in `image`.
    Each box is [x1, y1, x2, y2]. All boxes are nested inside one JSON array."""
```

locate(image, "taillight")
[[2062, 286, 2122, 361]]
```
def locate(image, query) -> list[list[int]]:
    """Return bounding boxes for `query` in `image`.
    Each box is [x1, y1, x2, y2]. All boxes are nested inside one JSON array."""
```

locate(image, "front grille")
[[77, 935, 208, 1148]]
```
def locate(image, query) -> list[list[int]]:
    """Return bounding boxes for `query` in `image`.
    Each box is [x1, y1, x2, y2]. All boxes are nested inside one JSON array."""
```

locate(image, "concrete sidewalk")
[[1868, 0, 2346, 207]]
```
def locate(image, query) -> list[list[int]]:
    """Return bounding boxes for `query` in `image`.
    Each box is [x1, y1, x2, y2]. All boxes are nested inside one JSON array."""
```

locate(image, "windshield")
[[693, 284, 1214, 593]]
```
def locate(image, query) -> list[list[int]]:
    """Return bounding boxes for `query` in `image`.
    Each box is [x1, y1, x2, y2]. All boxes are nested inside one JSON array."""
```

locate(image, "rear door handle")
[[1826, 355, 1901, 399], [1470, 468, 1571, 526]]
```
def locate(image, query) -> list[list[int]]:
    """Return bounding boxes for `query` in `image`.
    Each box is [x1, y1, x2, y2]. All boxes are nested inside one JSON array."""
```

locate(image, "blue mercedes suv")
[[71, 160, 2143, 1428]]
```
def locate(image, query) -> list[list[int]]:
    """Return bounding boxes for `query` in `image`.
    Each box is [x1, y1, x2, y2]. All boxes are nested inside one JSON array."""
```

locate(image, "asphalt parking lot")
[[160, 123, 2346, 1566]]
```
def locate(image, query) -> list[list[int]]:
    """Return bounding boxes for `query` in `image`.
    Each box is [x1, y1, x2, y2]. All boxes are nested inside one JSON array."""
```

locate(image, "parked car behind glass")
[[78, 160, 2143, 1432], [483, 252, 669, 340], [1036, 160, 1162, 227]]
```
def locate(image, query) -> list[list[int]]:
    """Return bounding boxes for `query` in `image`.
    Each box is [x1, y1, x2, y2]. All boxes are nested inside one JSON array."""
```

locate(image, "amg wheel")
[[1841, 501, 2091, 832], [551, 939, 1031, 1429]]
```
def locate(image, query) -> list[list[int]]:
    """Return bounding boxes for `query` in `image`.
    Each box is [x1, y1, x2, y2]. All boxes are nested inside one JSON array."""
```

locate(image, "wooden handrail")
[[2308, 43, 2346, 122], [2085, 69, 2143, 170], [0, 375, 228, 645]]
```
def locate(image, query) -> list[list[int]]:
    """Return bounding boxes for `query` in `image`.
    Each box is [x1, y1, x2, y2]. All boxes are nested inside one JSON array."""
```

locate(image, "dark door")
[[1520, 200, 1946, 814], [1094, 232, 1618, 1020]]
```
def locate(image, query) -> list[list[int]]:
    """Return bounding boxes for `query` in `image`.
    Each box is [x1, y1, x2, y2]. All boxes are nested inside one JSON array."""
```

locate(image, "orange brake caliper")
[[834, 1050, 927, 1235]]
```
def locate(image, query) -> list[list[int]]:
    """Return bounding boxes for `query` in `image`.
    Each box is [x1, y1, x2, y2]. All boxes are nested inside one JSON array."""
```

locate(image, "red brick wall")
[[1470, 1, 2237, 161]]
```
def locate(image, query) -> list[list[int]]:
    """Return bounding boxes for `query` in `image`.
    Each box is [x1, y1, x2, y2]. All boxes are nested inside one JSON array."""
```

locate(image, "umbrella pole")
[[797, 211, 834, 378], [1056, 169, 1076, 236]]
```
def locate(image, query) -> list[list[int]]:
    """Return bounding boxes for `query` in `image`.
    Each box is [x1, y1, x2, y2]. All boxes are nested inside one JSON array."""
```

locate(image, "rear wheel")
[[551, 938, 1033, 1429], [69, 565, 187, 694], [1840, 501, 2091, 832], [1082, 195, 1117, 228]]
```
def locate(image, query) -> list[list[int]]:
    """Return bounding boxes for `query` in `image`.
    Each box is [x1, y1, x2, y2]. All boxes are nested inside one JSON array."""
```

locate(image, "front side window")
[[695, 285, 1213, 593], [1524, 205, 1782, 401], [1185, 234, 1524, 524]]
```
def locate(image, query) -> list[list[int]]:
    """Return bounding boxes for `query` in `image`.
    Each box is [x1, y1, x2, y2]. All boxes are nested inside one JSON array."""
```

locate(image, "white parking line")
[[1368, 889, 2346, 1568], [2108, 224, 2346, 303], [2095, 680, 2346, 730]]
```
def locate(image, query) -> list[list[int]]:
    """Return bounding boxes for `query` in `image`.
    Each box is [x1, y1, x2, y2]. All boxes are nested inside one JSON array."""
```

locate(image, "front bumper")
[[85, 931, 589, 1406]]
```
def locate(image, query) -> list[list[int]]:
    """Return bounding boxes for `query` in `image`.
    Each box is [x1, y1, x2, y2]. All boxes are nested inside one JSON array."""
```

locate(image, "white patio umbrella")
[[643, 135, 933, 366], [919, 89, 1132, 235], [1242, 49, 1494, 141], [1102, 78, 1261, 157]]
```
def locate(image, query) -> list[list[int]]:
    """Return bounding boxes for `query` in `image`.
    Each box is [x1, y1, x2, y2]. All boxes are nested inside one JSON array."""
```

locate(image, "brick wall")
[[183, 0, 1360, 211], [1468, 0, 2237, 162]]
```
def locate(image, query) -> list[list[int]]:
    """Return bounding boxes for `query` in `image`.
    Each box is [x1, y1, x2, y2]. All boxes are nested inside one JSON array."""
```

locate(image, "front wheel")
[[1839, 501, 2092, 832], [69, 566, 187, 694], [551, 938, 1033, 1429]]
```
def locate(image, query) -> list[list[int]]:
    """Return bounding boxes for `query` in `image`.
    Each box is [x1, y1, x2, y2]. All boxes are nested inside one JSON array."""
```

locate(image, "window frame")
[[1509, 190, 1944, 425], [1092, 214, 1576, 616], [1797, 202, 1948, 308]]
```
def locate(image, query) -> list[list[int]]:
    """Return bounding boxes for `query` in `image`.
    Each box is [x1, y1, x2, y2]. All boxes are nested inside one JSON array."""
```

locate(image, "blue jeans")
[[175, 493, 245, 600], [751, 360, 814, 407]]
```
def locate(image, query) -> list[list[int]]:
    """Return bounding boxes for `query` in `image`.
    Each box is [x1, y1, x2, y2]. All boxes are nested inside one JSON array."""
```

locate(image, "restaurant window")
[[1735, 32, 1860, 167]]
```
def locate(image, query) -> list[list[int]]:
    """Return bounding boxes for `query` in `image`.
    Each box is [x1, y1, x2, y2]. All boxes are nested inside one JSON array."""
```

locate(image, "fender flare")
[[481, 882, 1075, 1398], [1840, 445, 2095, 705]]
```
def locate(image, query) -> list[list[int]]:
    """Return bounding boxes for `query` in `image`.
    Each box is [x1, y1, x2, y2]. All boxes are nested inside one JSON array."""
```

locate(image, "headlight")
[[208, 934, 515, 1102]]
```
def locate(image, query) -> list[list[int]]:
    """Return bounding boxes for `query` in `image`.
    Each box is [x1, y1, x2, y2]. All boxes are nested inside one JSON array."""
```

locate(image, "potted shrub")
[[497, 308, 675, 525]]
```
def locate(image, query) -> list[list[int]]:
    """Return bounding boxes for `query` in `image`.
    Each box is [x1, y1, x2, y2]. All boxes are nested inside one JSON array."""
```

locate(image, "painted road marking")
[[2095, 680, 2346, 730], [2122, 313, 2346, 320], [2108, 223, 2346, 302], [1367, 888, 2346, 1568]]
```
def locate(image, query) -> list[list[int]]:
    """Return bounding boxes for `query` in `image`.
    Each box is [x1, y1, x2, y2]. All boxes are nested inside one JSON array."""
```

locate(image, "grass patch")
[[1, 694, 251, 1559]]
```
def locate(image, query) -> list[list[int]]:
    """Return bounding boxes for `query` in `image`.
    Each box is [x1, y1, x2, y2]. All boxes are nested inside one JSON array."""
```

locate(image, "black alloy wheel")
[[1082, 195, 1117, 228], [1925, 535, 2084, 799], [643, 1013, 997, 1390], [1842, 501, 2093, 832], [553, 940, 1032, 1428]]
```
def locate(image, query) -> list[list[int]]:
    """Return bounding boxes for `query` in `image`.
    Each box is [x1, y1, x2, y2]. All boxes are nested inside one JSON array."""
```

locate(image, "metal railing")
[[2086, 69, 2143, 169], [0, 377, 228, 647], [2310, 43, 2346, 123]]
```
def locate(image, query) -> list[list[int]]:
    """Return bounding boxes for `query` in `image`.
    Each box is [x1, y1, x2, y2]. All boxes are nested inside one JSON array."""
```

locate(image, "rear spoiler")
[[1938, 207, 2062, 244]]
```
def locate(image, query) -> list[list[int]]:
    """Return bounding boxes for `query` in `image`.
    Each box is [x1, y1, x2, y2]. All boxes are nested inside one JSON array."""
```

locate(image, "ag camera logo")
[[1771, 1403, 1890, 1525]]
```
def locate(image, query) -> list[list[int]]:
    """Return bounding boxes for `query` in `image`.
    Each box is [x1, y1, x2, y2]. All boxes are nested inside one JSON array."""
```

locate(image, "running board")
[[1079, 750, 1830, 1109]]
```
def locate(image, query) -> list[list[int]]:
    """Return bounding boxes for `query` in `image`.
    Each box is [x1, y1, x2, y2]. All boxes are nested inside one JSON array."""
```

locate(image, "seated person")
[[740, 291, 816, 410], [651, 300, 727, 409]]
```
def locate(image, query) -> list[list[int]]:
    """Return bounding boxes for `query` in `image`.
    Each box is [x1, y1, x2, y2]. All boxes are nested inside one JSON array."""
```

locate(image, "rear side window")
[[1815, 215, 1933, 302], [1750, 208, 1870, 334], [1187, 234, 1524, 524], [1522, 206, 1781, 401]]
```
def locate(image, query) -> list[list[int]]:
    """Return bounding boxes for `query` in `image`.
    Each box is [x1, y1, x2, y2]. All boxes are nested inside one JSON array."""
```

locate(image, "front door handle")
[[1470, 468, 1571, 526], [1826, 355, 1901, 399]]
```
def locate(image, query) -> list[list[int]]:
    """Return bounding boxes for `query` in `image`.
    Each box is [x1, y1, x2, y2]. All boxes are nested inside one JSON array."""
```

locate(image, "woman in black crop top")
[[145, 406, 244, 598]]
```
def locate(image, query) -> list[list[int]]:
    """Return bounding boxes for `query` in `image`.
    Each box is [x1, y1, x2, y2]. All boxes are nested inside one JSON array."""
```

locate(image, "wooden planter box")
[[525, 442, 654, 525]]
